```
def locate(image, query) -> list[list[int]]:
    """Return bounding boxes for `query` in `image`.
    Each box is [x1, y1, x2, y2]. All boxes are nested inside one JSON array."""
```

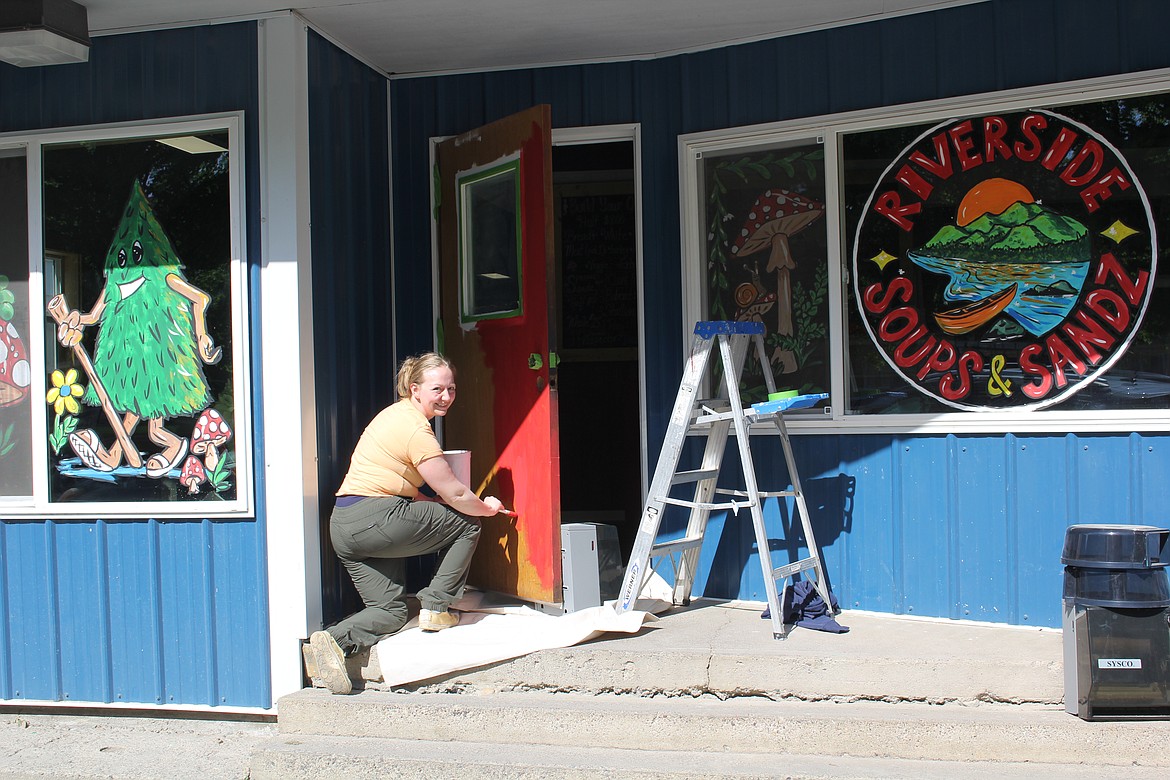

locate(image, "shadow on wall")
[[700, 473, 856, 599], [467, 466, 519, 597], [770, 473, 855, 593]]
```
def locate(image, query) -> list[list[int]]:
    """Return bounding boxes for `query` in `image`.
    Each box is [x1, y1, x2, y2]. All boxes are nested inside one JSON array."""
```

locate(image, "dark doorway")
[[552, 140, 641, 561]]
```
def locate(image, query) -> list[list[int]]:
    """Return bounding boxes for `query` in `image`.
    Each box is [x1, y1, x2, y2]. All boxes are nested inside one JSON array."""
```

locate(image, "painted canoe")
[[934, 283, 1018, 335]]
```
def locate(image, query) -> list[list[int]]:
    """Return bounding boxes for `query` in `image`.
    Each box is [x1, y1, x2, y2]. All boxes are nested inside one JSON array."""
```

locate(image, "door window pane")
[[458, 159, 522, 321]]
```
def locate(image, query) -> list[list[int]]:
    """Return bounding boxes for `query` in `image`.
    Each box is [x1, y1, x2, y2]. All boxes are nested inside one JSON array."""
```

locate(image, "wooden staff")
[[47, 294, 142, 469]]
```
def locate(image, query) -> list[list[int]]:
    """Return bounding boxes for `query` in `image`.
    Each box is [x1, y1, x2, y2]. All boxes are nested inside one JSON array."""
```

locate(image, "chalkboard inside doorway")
[[555, 180, 637, 352]]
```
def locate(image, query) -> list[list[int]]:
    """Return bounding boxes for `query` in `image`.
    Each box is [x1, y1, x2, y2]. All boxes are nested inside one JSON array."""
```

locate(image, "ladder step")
[[692, 409, 736, 426], [694, 409, 781, 428], [661, 496, 756, 512], [651, 535, 704, 557], [772, 557, 820, 581], [671, 468, 720, 485], [715, 488, 798, 499]]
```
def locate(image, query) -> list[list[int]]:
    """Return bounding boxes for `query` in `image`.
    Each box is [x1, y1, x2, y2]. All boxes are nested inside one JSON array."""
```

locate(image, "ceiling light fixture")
[[0, 0, 90, 68]]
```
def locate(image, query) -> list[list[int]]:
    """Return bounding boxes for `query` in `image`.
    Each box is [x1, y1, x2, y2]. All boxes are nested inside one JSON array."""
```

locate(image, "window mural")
[[849, 109, 1156, 411], [842, 93, 1170, 416], [701, 140, 829, 403], [41, 129, 243, 506], [685, 84, 1170, 425], [0, 151, 31, 502]]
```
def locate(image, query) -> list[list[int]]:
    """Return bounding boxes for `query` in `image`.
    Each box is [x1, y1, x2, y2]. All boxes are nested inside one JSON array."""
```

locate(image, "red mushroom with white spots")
[[180, 455, 207, 495], [0, 317, 31, 408], [730, 189, 825, 338], [190, 408, 233, 472]]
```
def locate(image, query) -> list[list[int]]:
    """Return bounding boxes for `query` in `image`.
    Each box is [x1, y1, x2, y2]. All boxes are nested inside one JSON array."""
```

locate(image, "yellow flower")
[[46, 368, 84, 415]]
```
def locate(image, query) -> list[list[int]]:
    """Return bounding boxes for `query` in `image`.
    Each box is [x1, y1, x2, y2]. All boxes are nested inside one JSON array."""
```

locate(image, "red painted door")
[[435, 105, 561, 604]]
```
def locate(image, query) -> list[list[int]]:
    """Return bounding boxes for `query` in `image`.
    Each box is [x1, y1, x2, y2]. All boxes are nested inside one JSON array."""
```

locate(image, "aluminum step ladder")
[[614, 320, 834, 638]]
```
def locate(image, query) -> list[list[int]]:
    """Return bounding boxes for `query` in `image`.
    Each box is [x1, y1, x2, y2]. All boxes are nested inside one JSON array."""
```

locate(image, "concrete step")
[[273, 688, 1170, 769], [249, 733, 1170, 780], [355, 605, 1066, 705]]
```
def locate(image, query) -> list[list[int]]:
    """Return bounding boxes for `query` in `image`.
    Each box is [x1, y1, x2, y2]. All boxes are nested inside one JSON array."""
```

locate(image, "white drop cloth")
[[373, 574, 672, 687]]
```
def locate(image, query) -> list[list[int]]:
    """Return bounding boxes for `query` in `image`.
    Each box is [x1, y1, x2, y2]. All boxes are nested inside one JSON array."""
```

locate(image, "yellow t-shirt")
[[336, 399, 444, 498]]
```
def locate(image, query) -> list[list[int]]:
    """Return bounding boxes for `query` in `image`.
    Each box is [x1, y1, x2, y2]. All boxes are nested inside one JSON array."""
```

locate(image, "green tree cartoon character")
[[54, 180, 222, 478]]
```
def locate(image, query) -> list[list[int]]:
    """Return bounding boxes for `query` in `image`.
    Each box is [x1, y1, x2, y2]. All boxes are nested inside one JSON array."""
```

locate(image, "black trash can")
[[1062, 524, 1170, 720]]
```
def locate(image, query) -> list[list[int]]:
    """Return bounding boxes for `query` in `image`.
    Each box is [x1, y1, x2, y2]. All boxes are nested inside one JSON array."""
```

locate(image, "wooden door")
[[435, 105, 561, 604]]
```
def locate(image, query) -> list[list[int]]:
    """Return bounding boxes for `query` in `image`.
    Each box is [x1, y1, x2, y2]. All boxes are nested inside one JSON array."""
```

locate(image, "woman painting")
[[309, 352, 504, 695]]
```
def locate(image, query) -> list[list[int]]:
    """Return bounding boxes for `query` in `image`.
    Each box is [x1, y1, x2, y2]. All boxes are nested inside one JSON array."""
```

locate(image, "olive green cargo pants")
[[326, 495, 480, 655]]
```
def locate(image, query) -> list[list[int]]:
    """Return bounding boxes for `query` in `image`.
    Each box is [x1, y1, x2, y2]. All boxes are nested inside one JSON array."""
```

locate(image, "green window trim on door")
[[456, 156, 524, 324]]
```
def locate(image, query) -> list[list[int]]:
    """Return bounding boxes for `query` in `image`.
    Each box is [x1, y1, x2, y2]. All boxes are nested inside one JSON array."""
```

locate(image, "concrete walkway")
[[0, 712, 274, 780], [365, 600, 1065, 703], [3, 600, 1169, 779]]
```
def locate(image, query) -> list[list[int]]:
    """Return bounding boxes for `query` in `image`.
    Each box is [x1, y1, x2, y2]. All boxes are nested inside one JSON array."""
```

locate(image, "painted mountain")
[[918, 201, 1089, 264]]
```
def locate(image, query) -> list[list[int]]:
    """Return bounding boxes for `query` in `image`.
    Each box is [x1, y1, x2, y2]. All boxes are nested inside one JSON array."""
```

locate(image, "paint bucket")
[[768, 390, 798, 402], [443, 450, 472, 486]]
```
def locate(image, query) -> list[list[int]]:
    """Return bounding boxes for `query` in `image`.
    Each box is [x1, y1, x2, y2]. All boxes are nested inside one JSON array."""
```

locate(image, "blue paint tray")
[[750, 392, 829, 414]]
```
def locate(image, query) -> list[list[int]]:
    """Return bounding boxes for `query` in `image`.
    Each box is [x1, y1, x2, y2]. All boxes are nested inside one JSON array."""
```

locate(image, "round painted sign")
[[852, 109, 1157, 410]]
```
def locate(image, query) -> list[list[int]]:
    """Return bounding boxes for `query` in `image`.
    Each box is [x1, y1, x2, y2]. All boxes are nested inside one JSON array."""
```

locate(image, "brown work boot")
[[419, 608, 459, 632], [309, 631, 353, 694]]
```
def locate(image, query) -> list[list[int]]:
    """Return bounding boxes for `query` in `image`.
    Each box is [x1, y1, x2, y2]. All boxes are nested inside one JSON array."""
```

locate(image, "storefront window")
[[698, 139, 829, 404], [684, 80, 1170, 428], [30, 122, 249, 513], [0, 149, 31, 503]]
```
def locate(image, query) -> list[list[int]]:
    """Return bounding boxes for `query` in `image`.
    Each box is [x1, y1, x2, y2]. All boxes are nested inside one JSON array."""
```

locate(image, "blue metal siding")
[[54, 521, 103, 701], [935, 4, 994, 99], [305, 32, 393, 624], [1122, 0, 1170, 72], [1, 515, 270, 706], [0, 23, 270, 708], [681, 432, 1170, 627], [840, 436, 898, 613], [483, 69, 536, 119], [781, 33, 831, 121], [1055, 0, 1121, 83], [536, 66, 579, 126], [680, 49, 728, 132], [387, 79, 435, 357], [726, 44, 777, 127], [585, 62, 637, 126], [994, 1, 1057, 90], [878, 14, 939, 108], [827, 25, 885, 115]]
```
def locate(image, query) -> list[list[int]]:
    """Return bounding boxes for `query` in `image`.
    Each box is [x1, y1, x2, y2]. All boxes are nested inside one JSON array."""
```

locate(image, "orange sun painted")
[[955, 178, 1035, 226]]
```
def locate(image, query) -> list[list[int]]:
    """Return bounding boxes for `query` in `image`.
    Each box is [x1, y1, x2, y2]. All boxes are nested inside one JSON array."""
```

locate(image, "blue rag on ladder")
[[762, 580, 849, 633]]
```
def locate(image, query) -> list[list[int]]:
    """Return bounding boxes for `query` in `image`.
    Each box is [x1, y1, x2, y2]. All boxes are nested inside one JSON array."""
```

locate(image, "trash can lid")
[[1062, 524, 1169, 569], [1063, 567, 1170, 607]]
